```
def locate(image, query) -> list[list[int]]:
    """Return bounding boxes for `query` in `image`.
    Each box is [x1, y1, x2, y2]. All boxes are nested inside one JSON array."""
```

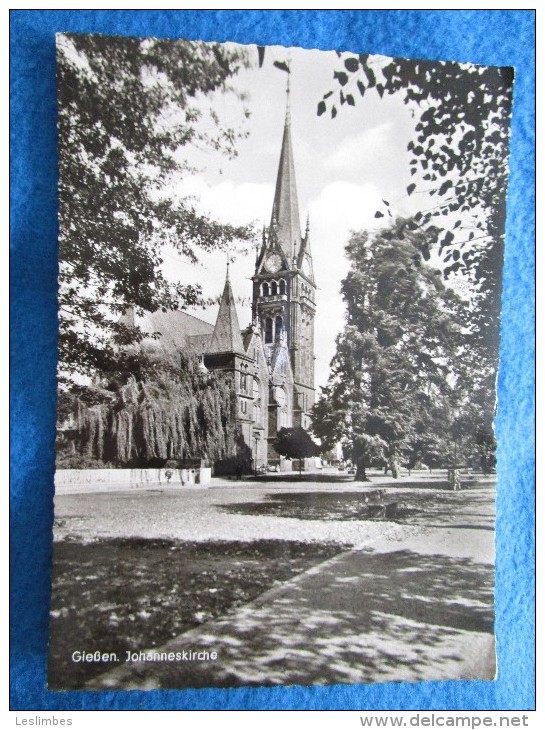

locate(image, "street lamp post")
[[254, 431, 260, 476]]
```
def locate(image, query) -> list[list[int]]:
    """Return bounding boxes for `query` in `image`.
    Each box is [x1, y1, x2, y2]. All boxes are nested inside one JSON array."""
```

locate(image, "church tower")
[[252, 93, 316, 430]]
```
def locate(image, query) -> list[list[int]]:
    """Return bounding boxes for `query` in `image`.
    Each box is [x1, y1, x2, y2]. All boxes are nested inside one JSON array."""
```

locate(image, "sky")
[[158, 42, 425, 390]]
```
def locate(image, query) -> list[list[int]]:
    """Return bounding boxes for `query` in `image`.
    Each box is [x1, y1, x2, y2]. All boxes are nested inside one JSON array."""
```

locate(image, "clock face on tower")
[[264, 251, 282, 273]]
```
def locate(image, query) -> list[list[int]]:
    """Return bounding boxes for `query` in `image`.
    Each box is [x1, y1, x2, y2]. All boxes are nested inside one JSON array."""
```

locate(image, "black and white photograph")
[[49, 33, 513, 691]]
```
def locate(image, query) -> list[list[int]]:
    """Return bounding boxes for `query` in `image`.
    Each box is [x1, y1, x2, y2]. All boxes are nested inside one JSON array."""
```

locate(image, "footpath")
[[87, 519, 495, 690], [54, 467, 467, 495]]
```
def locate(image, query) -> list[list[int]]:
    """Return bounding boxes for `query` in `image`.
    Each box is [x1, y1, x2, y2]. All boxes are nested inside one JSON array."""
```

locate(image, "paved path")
[[87, 520, 495, 690]]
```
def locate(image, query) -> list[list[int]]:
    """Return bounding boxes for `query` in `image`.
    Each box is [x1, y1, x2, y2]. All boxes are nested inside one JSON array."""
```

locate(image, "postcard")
[[48, 33, 513, 690]]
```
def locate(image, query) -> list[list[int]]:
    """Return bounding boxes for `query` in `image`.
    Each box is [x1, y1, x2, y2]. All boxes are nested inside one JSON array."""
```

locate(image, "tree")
[[56, 352, 238, 468], [273, 427, 321, 476], [312, 222, 469, 480], [57, 33, 254, 386], [318, 54, 513, 436], [319, 53, 513, 281]]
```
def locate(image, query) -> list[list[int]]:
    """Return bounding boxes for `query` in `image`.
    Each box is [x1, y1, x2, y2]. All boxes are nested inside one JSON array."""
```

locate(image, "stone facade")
[[137, 105, 316, 471], [252, 105, 316, 434]]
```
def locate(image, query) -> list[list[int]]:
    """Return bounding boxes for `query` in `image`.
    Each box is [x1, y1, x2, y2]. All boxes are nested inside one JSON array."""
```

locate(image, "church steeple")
[[252, 86, 316, 431], [269, 91, 302, 261], [208, 265, 244, 354], [297, 212, 315, 282]]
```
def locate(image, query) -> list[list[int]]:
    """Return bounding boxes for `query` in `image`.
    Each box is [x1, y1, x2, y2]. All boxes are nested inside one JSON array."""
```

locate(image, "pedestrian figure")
[[448, 468, 461, 490]]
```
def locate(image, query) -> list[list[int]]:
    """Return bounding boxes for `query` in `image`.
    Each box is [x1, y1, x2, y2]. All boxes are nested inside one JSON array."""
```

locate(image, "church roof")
[[208, 269, 245, 354], [269, 107, 302, 261], [241, 325, 256, 353], [136, 309, 214, 351]]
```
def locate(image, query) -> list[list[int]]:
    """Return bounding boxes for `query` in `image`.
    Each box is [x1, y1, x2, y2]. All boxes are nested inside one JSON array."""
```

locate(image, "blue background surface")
[[10, 10, 535, 711]]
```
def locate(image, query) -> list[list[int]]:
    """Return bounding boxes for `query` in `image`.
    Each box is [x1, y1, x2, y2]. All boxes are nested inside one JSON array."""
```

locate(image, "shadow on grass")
[[219, 489, 495, 529], [91, 548, 495, 690], [48, 538, 343, 690]]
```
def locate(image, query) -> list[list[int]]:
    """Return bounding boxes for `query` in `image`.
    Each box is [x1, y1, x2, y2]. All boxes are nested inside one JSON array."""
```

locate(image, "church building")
[[139, 103, 317, 471]]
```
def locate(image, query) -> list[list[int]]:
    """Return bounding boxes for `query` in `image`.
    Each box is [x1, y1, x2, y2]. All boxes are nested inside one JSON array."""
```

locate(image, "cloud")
[[321, 122, 394, 175], [168, 176, 273, 227], [162, 175, 387, 391], [307, 180, 384, 389], [160, 176, 274, 328]]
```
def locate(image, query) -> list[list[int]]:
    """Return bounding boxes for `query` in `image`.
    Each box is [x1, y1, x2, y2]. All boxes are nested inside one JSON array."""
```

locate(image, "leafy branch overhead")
[[57, 33, 255, 385], [318, 52, 513, 278], [318, 51, 513, 396]]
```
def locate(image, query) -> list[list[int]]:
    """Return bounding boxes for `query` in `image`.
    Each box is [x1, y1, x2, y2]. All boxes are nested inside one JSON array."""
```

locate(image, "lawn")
[[48, 479, 495, 689], [48, 538, 343, 689]]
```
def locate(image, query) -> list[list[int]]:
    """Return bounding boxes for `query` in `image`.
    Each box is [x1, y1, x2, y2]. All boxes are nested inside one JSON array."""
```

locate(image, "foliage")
[[312, 222, 473, 478], [57, 33, 254, 385], [319, 52, 513, 271], [314, 54, 512, 476], [319, 52, 513, 407], [273, 426, 321, 474], [49, 538, 342, 690], [56, 354, 237, 467]]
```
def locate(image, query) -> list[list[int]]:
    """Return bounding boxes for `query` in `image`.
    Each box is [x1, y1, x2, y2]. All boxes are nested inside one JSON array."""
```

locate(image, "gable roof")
[[137, 310, 214, 351], [208, 272, 245, 354]]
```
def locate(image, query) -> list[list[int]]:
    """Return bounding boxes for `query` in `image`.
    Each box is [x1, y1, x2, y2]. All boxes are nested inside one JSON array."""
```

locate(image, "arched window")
[[240, 364, 249, 393], [275, 315, 283, 341], [253, 378, 262, 425], [262, 282, 269, 297], [271, 281, 278, 296], [265, 317, 273, 344], [279, 279, 286, 295]]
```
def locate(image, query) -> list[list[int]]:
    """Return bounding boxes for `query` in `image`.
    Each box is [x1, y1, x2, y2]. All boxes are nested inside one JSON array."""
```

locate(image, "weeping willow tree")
[[56, 354, 237, 468]]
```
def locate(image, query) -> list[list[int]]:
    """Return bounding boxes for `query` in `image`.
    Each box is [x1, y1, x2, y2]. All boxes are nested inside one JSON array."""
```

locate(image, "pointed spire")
[[297, 212, 314, 282], [261, 224, 267, 256], [285, 66, 291, 122], [208, 267, 244, 354], [255, 224, 267, 271], [269, 88, 302, 261]]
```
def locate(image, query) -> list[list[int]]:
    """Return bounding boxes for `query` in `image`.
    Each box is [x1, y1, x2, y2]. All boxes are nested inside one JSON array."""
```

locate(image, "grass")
[[219, 487, 495, 525], [48, 538, 343, 690]]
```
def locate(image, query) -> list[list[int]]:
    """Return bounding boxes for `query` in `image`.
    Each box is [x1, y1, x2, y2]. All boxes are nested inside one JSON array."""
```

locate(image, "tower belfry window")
[[275, 315, 283, 341], [251, 82, 315, 423]]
